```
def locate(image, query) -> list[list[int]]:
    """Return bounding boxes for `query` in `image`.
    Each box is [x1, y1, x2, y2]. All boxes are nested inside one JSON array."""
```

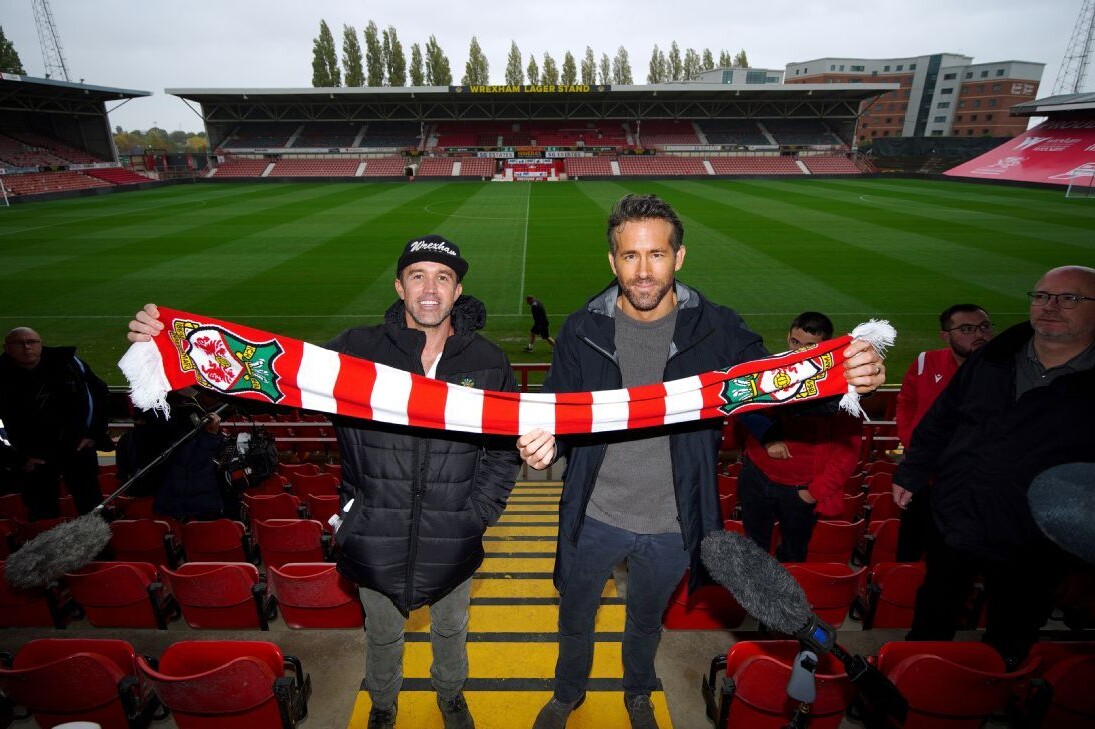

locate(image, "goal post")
[[1065, 168, 1095, 199]]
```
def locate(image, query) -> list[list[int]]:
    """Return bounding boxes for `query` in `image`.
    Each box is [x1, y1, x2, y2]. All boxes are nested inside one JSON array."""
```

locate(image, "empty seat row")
[[0, 637, 310, 728]]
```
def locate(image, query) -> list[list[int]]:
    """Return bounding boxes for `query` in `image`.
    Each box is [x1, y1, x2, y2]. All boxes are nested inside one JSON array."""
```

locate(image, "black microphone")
[[700, 530, 907, 723], [1029, 463, 1095, 565]]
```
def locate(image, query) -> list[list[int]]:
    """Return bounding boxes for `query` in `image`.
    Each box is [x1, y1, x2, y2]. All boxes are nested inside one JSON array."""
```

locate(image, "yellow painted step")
[[479, 556, 555, 572], [404, 604, 624, 634], [486, 526, 557, 538], [496, 514, 560, 524], [403, 641, 623, 679], [348, 690, 673, 729], [483, 540, 558, 554], [471, 577, 616, 599]]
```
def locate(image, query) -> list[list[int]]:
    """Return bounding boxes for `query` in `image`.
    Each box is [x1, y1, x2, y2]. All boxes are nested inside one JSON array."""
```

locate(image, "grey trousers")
[[358, 577, 473, 710]]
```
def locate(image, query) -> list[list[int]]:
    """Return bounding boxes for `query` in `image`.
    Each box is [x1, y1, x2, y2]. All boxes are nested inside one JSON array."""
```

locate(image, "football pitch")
[[1, 178, 1091, 385]]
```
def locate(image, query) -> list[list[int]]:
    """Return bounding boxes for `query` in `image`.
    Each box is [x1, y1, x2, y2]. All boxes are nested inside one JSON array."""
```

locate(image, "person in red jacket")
[[738, 312, 863, 562], [895, 304, 993, 449], [894, 304, 992, 560]]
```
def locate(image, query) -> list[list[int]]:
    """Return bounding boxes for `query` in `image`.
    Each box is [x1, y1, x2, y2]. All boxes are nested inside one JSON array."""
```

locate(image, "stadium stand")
[[360, 121, 420, 149], [801, 155, 864, 175], [211, 158, 271, 177], [635, 120, 701, 147], [762, 119, 844, 146], [709, 156, 803, 175], [2, 131, 104, 164], [267, 158, 360, 177], [290, 122, 363, 148], [697, 120, 772, 147], [85, 167, 152, 185], [0, 170, 113, 195], [563, 156, 615, 177], [219, 123, 297, 150], [617, 156, 708, 176], [457, 157, 497, 177], [416, 156, 456, 177], [361, 156, 407, 176]]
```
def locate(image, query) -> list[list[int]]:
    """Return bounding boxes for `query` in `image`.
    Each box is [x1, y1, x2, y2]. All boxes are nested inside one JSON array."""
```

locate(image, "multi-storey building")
[[784, 55, 1043, 141]]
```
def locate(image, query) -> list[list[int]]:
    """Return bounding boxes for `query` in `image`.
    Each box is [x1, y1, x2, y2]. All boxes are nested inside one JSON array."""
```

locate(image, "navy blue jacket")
[[545, 281, 768, 590], [895, 322, 1095, 561], [330, 296, 520, 615]]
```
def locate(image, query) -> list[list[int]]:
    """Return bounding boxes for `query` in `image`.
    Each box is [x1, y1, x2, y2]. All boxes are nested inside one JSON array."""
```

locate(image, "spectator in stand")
[[128, 234, 520, 729], [737, 312, 863, 561], [524, 295, 556, 352], [894, 304, 992, 560], [0, 327, 112, 519], [893, 265, 1095, 668], [516, 195, 886, 729]]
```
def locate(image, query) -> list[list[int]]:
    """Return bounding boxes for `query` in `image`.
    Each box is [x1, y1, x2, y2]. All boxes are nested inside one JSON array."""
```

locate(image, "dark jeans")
[[554, 516, 689, 703], [895, 484, 932, 562], [907, 527, 1062, 664], [738, 458, 817, 562], [20, 447, 102, 520]]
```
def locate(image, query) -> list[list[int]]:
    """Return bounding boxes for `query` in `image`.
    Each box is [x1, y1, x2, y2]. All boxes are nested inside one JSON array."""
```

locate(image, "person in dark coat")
[[524, 295, 556, 352], [0, 327, 111, 519], [894, 265, 1095, 668], [517, 194, 887, 729], [127, 235, 520, 729]]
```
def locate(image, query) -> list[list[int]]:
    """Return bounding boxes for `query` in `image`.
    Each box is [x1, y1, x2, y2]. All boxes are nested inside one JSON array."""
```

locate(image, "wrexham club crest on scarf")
[[167, 317, 284, 402], [717, 348, 834, 415]]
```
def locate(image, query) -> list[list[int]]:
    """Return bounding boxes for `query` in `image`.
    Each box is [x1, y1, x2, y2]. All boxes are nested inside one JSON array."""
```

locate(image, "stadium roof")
[[0, 73, 150, 116], [166, 83, 898, 123], [1010, 91, 1095, 116]]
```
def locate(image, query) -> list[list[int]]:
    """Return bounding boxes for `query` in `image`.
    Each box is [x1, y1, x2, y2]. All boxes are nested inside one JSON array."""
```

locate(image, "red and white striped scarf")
[[120, 308, 894, 434]]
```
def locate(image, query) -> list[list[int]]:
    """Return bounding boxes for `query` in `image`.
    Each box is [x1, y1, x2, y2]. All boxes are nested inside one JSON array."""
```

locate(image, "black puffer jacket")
[[331, 296, 520, 614], [895, 322, 1095, 561], [546, 281, 769, 592]]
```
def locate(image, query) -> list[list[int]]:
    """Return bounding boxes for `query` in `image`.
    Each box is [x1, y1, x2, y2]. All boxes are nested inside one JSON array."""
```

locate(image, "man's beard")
[[619, 277, 673, 313]]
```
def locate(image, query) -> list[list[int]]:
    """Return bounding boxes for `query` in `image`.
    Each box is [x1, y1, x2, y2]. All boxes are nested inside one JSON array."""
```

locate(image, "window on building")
[[943, 72, 956, 80], [910, 63, 917, 70], [766, 76, 780, 83], [971, 114, 978, 121], [940, 87, 954, 94], [996, 69, 1004, 76], [968, 129, 974, 135], [956, 115, 963, 122], [988, 99, 998, 107], [934, 116, 947, 123], [851, 65, 865, 72], [937, 101, 950, 108], [959, 100, 966, 108], [883, 131, 890, 136], [886, 117, 892, 123], [830, 64, 836, 71], [871, 130, 878, 137], [746, 70, 766, 84], [986, 114, 993, 120], [896, 65, 904, 71], [973, 100, 981, 108], [965, 72, 973, 79], [992, 83, 1001, 92], [980, 70, 989, 78], [883, 65, 891, 71], [839, 65, 845, 71]]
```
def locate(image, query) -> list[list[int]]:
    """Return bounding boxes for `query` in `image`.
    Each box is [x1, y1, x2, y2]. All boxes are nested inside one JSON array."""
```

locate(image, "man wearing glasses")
[[894, 304, 992, 560], [893, 265, 1095, 668], [0, 327, 112, 519]]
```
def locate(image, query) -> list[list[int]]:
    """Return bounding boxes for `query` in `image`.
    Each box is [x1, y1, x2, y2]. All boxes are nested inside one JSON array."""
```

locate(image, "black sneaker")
[[523, 345, 534, 352], [437, 692, 474, 729], [367, 703, 397, 729], [532, 694, 585, 729], [624, 694, 659, 729]]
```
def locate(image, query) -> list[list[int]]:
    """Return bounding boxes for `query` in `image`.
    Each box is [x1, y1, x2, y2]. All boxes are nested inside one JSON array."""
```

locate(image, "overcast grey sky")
[[1, 0, 1087, 132]]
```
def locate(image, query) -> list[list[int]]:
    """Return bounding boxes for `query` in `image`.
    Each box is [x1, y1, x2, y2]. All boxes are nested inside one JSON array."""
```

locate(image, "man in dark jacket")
[[0, 327, 111, 519], [893, 264, 1095, 668], [517, 195, 886, 729], [127, 235, 520, 729]]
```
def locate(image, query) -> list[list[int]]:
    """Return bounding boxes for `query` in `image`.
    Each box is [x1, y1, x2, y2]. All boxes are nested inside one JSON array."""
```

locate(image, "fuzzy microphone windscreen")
[[4, 513, 113, 589]]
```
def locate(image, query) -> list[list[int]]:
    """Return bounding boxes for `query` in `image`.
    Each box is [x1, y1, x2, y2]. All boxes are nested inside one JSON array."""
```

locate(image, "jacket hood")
[[383, 294, 487, 334]]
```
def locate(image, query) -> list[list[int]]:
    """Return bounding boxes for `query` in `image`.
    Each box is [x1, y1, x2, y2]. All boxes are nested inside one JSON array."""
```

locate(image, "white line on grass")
[[516, 183, 532, 314]]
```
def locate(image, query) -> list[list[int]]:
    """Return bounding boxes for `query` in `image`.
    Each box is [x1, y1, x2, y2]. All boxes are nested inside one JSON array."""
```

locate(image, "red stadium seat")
[[109, 518, 183, 568], [162, 562, 274, 630], [1025, 642, 1095, 728], [0, 637, 161, 729], [243, 492, 304, 523], [251, 519, 328, 569], [304, 494, 340, 534], [851, 561, 926, 630], [0, 560, 80, 628], [63, 561, 178, 629], [267, 562, 364, 628], [288, 472, 339, 499], [857, 518, 901, 567], [180, 519, 253, 562], [136, 640, 310, 728], [701, 640, 854, 728], [784, 563, 867, 628], [805, 519, 865, 564], [869, 641, 1038, 728], [662, 569, 746, 630]]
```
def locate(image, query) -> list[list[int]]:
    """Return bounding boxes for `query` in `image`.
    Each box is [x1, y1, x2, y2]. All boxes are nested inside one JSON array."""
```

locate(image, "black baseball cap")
[[396, 234, 469, 281]]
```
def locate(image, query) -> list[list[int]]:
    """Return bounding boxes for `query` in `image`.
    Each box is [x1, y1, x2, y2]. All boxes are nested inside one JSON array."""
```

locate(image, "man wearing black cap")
[[127, 234, 520, 729]]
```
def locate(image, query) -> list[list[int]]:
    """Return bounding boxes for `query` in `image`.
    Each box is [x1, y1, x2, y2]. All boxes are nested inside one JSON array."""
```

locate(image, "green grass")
[[1, 178, 1092, 385]]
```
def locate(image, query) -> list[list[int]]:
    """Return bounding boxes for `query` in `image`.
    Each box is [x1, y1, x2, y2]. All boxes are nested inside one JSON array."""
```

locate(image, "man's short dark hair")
[[607, 194, 684, 253], [790, 311, 834, 340], [939, 304, 987, 330]]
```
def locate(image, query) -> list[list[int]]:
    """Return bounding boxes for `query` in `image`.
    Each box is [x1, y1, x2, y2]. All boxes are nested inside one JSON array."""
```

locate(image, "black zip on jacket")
[[544, 281, 769, 593], [330, 295, 521, 615]]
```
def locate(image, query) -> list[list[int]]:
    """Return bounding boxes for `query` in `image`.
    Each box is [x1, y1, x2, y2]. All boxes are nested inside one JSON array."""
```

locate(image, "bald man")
[[0, 328, 111, 519], [894, 265, 1095, 668]]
